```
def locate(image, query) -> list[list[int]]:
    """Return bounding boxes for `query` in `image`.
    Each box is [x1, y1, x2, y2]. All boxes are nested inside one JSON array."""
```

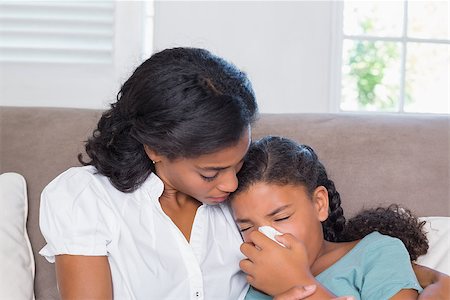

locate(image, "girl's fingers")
[[248, 230, 277, 249], [239, 258, 254, 274], [274, 233, 297, 249], [240, 242, 260, 259]]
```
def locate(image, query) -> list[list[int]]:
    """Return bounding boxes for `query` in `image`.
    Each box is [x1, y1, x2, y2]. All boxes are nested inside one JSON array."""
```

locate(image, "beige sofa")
[[1, 106, 449, 299]]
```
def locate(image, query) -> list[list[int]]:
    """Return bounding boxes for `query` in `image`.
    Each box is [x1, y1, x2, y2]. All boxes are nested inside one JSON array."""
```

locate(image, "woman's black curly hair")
[[231, 136, 428, 261], [79, 47, 258, 192]]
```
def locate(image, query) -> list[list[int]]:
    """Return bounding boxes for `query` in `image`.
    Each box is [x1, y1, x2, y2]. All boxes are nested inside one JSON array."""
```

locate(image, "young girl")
[[230, 136, 431, 300]]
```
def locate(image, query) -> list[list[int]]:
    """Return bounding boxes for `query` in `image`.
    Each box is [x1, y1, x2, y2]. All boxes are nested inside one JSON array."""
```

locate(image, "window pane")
[[404, 43, 449, 114], [0, 2, 115, 63], [408, 1, 449, 40], [341, 39, 401, 112], [343, 1, 403, 37]]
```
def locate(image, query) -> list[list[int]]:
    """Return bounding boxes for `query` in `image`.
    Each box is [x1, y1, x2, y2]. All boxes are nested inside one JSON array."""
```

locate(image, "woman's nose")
[[217, 169, 239, 193]]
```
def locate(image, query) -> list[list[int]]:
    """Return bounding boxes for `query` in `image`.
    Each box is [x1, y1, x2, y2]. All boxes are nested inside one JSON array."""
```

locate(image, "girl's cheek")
[[274, 222, 297, 237]]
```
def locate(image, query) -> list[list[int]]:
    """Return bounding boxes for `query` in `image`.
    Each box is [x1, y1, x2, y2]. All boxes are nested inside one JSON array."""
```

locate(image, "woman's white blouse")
[[39, 166, 248, 300]]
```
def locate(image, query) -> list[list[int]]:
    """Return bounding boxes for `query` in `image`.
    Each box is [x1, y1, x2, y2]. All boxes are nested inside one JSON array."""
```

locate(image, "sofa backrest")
[[252, 113, 449, 217], [1, 107, 103, 299], [1, 106, 449, 299]]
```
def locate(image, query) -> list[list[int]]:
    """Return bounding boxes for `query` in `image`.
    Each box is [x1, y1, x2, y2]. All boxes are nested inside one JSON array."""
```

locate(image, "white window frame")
[[142, 0, 154, 61], [329, 1, 344, 113], [329, 1, 449, 114]]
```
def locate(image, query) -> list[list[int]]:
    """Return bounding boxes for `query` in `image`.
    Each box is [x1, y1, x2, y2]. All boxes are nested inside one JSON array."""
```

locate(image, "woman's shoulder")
[[42, 166, 164, 215], [47, 165, 105, 185], [41, 165, 119, 214], [44, 166, 114, 197], [39, 166, 121, 261]]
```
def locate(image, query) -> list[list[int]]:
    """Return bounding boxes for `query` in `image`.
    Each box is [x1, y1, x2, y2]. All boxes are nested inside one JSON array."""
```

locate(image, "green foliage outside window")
[[347, 19, 401, 110]]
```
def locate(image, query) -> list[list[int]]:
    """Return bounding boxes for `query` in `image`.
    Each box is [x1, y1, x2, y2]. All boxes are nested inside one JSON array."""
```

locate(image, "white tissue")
[[258, 226, 285, 247]]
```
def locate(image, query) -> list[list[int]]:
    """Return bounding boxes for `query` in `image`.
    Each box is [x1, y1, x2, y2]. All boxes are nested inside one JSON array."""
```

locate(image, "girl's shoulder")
[[316, 232, 408, 277], [357, 231, 405, 251], [316, 231, 422, 298]]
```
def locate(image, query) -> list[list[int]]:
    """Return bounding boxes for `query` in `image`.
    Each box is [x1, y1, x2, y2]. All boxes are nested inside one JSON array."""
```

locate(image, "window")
[[332, 1, 449, 114], [0, 1, 146, 109], [0, 1, 115, 64]]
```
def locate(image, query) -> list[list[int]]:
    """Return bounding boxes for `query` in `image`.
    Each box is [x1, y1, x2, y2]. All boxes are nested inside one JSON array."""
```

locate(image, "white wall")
[[1, 1, 335, 113], [153, 1, 334, 113]]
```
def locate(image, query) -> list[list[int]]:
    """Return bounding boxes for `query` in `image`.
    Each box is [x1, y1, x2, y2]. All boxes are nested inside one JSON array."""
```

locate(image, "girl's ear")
[[312, 186, 329, 222], [143, 145, 163, 163]]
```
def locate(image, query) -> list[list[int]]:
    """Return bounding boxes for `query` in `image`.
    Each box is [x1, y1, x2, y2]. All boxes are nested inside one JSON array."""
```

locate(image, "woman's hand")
[[413, 263, 450, 300], [273, 285, 317, 300], [274, 285, 355, 300]]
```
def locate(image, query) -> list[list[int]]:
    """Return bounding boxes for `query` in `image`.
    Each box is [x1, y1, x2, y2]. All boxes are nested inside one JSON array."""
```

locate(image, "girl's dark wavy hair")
[[231, 136, 428, 261], [79, 47, 257, 192]]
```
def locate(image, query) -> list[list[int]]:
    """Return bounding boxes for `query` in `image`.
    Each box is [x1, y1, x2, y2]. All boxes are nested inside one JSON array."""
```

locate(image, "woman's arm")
[[389, 289, 419, 300], [274, 286, 354, 300], [413, 264, 450, 300], [273, 285, 317, 300], [55, 255, 113, 300]]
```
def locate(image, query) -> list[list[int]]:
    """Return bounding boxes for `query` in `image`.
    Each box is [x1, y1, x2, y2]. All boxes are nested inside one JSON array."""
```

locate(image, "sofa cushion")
[[416, 216, 450, 275], [0, 173, 35, 299]]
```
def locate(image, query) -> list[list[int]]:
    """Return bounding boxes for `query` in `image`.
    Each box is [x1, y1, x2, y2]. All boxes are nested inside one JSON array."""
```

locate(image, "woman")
[[40, 47, 257, 299]]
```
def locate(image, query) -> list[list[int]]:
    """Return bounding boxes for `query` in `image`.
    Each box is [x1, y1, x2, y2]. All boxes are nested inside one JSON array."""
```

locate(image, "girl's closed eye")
[[240, 226, 252, 232], [274, 215, 291, 222]]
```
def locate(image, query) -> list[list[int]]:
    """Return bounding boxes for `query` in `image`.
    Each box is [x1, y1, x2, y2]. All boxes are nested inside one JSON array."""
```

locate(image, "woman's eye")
[[275, 216, 290, 222], [200, 173, 218, 182]]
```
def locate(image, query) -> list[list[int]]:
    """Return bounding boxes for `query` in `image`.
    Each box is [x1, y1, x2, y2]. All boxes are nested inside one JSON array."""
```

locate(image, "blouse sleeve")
[[39, 167, 116, 263], [361, 235, 423, 299]]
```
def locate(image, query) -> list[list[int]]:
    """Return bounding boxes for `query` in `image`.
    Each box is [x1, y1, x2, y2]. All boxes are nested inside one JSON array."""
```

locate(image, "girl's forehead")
[[231, 183, 314, 214]]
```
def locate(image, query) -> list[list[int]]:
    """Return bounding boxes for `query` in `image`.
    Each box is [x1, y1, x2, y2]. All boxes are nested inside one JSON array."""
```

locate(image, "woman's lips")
[[207, 194, 230, 203]]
